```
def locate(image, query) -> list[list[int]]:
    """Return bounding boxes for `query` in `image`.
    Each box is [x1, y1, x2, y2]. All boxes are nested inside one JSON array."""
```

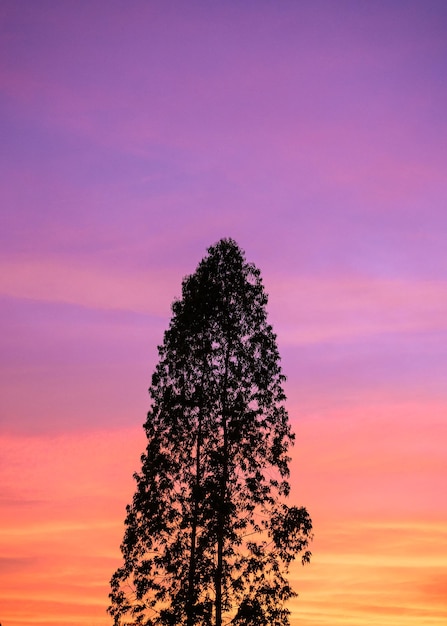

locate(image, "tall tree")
[[108, 239, 312, 626]]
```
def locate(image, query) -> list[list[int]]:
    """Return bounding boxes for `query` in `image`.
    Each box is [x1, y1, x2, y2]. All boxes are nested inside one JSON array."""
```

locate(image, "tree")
[[108, 238, 312, 626]]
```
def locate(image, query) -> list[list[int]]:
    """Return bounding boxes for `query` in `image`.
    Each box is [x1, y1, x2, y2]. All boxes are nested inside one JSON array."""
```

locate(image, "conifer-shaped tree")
[[109, 239, 312, 626]]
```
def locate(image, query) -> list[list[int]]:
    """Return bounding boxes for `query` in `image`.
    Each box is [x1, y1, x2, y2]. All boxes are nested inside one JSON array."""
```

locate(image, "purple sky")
[[2, 0, 446, 435]]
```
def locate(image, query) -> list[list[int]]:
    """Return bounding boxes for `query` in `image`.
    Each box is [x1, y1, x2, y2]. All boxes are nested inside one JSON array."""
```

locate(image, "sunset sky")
[[1, 1, 446, 625]]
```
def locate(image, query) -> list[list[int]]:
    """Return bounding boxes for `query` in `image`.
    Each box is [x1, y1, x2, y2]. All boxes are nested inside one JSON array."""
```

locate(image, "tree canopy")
[[108, 238, 312, 626]]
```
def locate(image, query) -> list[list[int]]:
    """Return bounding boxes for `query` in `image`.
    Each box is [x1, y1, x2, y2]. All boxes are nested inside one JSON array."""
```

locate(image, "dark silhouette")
[[108, 239, 312, 626]]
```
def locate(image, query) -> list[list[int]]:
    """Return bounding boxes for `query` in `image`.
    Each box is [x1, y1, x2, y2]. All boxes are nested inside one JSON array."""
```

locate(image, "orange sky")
[[1, 400, 446, 625]]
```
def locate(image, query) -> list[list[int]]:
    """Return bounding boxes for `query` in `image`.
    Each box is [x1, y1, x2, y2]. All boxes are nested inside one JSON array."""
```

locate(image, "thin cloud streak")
[[2, 259, 446, 340]]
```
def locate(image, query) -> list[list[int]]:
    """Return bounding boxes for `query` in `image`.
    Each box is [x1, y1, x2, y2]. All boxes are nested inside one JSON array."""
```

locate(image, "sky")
[[0, 0, 446, 624]]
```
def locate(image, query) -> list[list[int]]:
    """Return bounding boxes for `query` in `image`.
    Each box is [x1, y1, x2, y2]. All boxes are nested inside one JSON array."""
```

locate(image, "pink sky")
[[1, 1, 446, 624]]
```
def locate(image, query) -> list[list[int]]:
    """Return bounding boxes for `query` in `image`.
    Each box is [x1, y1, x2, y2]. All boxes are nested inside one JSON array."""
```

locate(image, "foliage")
[[108, 239, 312, 626]]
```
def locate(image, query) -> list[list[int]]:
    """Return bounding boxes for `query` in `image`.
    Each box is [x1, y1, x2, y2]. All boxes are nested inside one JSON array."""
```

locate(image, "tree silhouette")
[[108, 239, 312, 626]]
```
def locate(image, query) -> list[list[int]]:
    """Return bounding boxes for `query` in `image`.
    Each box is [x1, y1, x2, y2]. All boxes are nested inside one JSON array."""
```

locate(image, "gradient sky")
[[1, 1, 447, 625]]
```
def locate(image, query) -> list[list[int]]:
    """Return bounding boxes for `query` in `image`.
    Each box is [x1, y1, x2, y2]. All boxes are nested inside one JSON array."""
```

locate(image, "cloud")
[[0, 258, 179, 316], [0, 427, 144, 623], [268, 274, 447, 344], [2, 257, 446, 343]]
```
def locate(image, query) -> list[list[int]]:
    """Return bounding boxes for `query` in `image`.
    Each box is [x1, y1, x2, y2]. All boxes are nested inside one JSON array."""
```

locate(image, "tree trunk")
[[187, 365, 206, 626], [215, 344, 231, 626], [186, 415, 201, 626]]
